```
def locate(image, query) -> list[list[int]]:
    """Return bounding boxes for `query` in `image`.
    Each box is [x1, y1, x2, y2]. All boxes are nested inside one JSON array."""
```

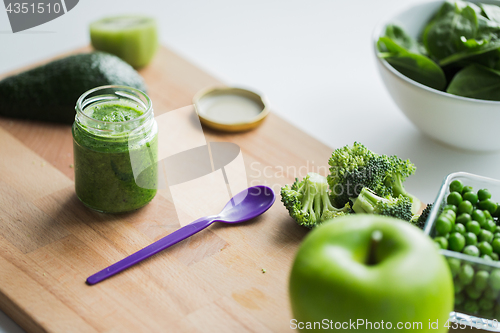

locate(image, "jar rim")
[[76, 85, 153, 126]]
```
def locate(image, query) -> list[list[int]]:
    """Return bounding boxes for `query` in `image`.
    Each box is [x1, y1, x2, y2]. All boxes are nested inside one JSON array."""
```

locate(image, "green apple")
[[289, 215, 453, 332]]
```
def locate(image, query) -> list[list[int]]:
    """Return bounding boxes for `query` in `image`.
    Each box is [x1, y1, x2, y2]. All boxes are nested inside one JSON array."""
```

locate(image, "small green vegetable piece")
[[443, 204, 457, 213], [466, 285, 482, 299], [459, 264, 475, 285], [489, 269, 500, 290], [492, 238, 500, 254], [452, 223, 466, 234], [447, 192, 463, 206], [478, 189, 492, 201], [462, 186, 474, 195], [457, 213, 472, 225], [447, 257, 461, 278], [465, 232, 478, 246], [458, 200, 474, 215], [472, 209, 486, 226], [464, 245, 480, 257], [479, 229, 494, 243], [478, 241, 494, 256], [491, 252, 499, 261], [450, 180, 464, 193], [434, 236, 448, 249], [449, 232, 466, 252], [463, 191, 478, 205], [280, 173, 351, 229], [351, 187, 412, 222], [466, 221, 481, 235], [463, 299, 479, 314], [479, 199, 498, 214], [486, 219, 497, 233], [436, 214, 454, 235]]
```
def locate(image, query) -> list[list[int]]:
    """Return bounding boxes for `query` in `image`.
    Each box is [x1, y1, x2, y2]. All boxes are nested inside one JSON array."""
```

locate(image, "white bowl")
[[373, 0, 500, 152]]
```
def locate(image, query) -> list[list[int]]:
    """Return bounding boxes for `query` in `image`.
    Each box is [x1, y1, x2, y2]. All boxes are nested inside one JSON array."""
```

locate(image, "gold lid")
[[193, 86, 269, 132]]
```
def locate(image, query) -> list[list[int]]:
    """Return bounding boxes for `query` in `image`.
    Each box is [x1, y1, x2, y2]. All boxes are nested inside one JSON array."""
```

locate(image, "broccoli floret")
[[384, 155, 420, 214], [281, 172, 351, 229], [414, 203, 433, 229], [328, 142, 392, 207], [328, 142, 420, 214], [351, 187, 413, 222]]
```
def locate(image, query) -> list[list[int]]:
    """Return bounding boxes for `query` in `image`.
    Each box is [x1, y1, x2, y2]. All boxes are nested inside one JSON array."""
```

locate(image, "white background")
[[1, 0, 500, 331]]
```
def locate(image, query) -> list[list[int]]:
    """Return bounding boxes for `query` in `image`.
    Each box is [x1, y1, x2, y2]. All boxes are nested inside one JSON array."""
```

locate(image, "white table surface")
[[1, 0, 500, 331]]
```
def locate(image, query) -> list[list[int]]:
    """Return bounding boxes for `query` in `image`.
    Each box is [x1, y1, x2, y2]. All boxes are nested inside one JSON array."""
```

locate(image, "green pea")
[[480, 199, 498, 215], [447, 258, 461, 278], [458, 200, 474, 215], [464, 245, 480, 257], [472, 209, 486, 226], [479, 229, 494, 243], [486, 219, 497, 233], [443, 209, 456, 222], [444, 205, 457, 213], [466, 285, 482, 299], [493, 205, 500, 218], [436, 215, 453, 235], [434, 237, 448, 249], [457, 213, 472, 225], [459, 264, 475, 285], [463, 299, 479, 314], [466, 221, 481, 235], [455, 292, 465, 306], [495, 226, 500, 234], [479, 298, 495, 310], [462, 185, 474, 195], [452, 223, 466, 235], [489, 269, 500, 290], [478, 241, 493, 256], [454, 279, 465, 293], [485, 210, 493, 220], [474, 270, 490, 291], [482, 254, 493, 262], [463, 191, 478, 205], [465, 232, 478, 246], [494, 233, 500, 239], [492, 238, 500, 254], [478, 189, 492, 201], [448, 233, 465, 252], [491, 252, 499, 261], [447, 192, 463, 207], [483, 285, 500, 300], [450, 180, 464, 193]]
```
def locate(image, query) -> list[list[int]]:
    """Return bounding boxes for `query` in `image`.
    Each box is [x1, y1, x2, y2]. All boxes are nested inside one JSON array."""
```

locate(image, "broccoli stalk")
[[351, 187, 413, 222], [281, 172, 350, 229]]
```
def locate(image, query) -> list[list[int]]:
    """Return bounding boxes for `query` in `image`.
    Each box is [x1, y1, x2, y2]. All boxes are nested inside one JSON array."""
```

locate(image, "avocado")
[[0, 52, 147, 124]]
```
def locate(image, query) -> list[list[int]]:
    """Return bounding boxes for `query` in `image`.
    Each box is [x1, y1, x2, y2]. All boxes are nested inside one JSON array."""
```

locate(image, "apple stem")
[[366, 230, 383, 266]]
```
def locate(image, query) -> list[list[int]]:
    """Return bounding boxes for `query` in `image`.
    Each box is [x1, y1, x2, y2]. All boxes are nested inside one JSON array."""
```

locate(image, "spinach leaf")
[[447, 64, 500, 100], [423, 2, 479, 60], [384, 24, 422, 54], [481, 3, 500, 22], [378, 37, 447, 90]]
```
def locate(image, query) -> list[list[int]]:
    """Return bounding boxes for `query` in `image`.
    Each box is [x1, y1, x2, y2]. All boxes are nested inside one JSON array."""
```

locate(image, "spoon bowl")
[[219, 185, 275, 223], [87, 186, 275, 285]]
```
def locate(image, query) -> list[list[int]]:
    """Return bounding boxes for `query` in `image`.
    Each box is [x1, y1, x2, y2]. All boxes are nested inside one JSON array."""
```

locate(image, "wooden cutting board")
[[0, 47, 478, 333], [0, 46, 330, 333]]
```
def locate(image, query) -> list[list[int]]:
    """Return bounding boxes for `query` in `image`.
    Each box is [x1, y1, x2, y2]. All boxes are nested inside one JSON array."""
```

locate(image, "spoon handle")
[[86, 216, 216, 285]]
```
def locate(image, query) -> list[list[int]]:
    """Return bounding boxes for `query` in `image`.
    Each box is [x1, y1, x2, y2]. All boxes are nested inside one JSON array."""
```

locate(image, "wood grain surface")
[[0, 47, 478, 332]]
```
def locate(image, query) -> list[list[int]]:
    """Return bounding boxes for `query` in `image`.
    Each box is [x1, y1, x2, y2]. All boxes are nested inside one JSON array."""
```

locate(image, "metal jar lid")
[[193, 86, 269, 132]]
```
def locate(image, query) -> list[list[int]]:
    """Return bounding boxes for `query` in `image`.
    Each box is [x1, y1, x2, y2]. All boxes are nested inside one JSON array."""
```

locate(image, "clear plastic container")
[[424, 172, 500, 331]]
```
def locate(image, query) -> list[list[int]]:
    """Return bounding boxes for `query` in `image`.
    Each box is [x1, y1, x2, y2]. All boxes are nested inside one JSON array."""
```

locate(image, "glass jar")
[[72, 85, 158, 213]]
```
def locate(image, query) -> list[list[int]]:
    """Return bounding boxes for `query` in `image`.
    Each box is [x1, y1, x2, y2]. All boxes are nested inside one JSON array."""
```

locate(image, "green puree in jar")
[[73, 100, 157, 213]]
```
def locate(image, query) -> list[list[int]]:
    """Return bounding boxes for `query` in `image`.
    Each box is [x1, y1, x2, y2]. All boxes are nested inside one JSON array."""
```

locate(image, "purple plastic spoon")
[[86, 186, 275, 285]]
